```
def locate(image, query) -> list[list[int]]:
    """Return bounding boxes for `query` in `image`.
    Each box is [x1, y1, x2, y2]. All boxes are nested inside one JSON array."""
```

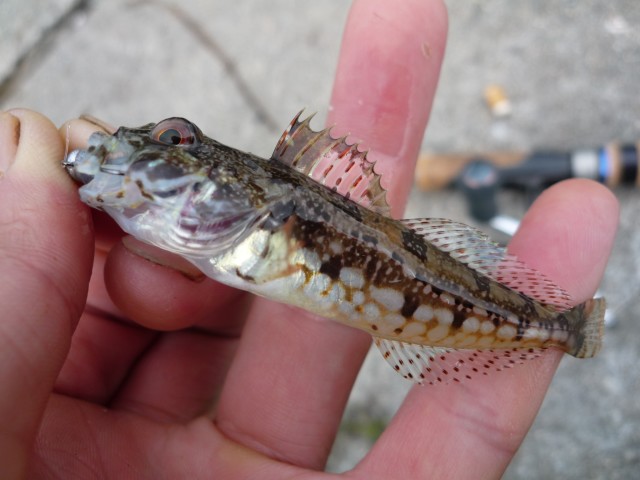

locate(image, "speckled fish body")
[[64, 113, 605, 384]]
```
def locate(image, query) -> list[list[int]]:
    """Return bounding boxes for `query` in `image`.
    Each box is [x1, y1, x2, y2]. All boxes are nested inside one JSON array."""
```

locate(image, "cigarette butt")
[[484, 85, 512, 117]]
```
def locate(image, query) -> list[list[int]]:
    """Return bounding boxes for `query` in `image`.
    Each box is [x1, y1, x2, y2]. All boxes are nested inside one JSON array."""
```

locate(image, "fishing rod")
[[415, 141, 640, 192], [415, 142, 640, 226]]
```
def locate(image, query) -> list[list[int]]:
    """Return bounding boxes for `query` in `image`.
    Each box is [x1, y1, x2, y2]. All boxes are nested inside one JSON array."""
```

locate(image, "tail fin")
[[565, 298, 606, 358]]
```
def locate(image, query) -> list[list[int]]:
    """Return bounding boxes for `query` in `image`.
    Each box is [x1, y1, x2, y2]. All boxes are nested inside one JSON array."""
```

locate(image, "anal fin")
[[374, 337, 545, 385]]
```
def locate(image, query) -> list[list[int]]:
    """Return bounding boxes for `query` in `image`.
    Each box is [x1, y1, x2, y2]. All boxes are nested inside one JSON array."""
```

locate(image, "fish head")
[[65, 117, 273, 256], [65, 117, 210, 205]]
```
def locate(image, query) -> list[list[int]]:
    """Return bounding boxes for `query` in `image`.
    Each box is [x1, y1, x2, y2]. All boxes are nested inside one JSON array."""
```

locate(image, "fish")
[[63, 112, 606, 385]]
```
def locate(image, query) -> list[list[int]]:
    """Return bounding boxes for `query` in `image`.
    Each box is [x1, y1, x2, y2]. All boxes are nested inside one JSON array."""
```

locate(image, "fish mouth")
[[64, 148, 101, 185], [63, 149, 90, 182], [63, 132, 135, 185]]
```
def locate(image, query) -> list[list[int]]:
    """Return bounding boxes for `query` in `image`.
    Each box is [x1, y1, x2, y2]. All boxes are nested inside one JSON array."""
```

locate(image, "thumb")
[[0, 110, 93, 478]]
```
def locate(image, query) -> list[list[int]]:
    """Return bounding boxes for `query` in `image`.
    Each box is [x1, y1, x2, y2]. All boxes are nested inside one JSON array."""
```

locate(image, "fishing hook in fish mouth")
[[62, 120, 78, 176], [63, 115, 115, 182], [62, 149, 95, 184]]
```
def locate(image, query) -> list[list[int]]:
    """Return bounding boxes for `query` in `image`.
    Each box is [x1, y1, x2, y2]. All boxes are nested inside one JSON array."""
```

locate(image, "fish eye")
[[151, 118, 201, 146]]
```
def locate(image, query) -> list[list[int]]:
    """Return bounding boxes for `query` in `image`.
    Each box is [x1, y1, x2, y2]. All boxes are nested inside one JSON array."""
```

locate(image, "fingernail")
[[0, 112, 20, 175], [79, 114, 116, 134], [122, 235, 206, 282]]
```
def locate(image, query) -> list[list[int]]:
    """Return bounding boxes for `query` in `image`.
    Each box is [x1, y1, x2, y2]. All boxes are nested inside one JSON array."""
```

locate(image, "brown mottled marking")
[[401, 228, 429, 261], [319, 256, 343, 279], [135, 180, 155, 200], [401, 293, 421, 318], [451, 309, 467, 329], [364, 256, 378, 279]]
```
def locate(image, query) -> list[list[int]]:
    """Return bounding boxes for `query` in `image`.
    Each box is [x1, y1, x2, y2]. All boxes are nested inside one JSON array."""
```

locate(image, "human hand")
[[0, 1, 617, 479]]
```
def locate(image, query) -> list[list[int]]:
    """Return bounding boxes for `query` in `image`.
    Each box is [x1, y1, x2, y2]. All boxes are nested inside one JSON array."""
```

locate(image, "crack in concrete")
[[0, 0, 92, 105], [132, 0, 280, 134], [1, 0, 281, 135]]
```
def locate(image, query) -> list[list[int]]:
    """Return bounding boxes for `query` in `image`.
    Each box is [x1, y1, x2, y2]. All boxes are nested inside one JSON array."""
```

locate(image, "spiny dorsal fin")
[[401, 218, 573, 310], [272, 111, 390, 215], [374, 337, 544, 385]]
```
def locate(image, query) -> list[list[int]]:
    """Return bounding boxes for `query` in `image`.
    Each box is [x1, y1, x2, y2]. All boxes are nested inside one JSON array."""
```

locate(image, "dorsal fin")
[[374, 337, 544, 385], [272, 111, 390, 215], [401, 218, 573, 310]]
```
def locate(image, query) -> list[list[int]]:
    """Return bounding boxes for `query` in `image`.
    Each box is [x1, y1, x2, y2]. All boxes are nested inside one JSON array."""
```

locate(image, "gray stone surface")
[[1, 1, 639, 478], [0, 0, 80, 80]]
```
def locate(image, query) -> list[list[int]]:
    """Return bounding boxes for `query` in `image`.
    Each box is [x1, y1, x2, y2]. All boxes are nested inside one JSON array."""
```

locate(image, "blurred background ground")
[[1, 1, 639, 478]]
